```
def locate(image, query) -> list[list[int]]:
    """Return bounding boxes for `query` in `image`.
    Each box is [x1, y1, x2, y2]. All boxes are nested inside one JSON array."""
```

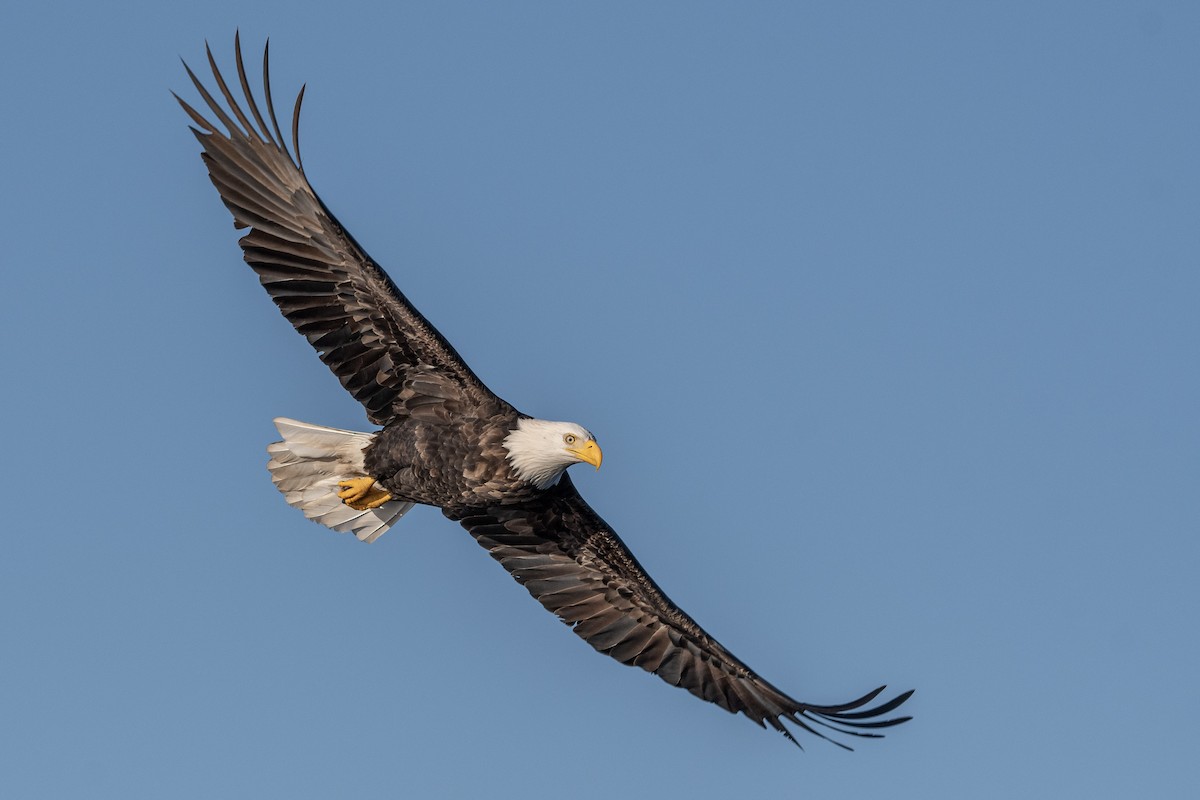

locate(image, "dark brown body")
[[365, 409, 541, 511]]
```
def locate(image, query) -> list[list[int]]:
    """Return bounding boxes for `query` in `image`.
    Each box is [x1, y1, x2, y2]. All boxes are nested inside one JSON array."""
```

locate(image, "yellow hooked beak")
[[568, 439, 603, 470]]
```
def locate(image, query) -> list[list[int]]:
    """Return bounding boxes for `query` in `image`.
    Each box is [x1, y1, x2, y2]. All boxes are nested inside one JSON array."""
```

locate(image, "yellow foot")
[[337, 477, 393, 510]]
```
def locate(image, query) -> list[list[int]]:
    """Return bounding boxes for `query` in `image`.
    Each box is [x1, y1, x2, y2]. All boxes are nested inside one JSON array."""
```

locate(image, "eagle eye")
[[564, 434, 577, 445]]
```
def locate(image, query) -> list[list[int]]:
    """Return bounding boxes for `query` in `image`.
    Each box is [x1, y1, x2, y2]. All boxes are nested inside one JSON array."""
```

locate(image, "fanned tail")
[[266, 417, 413, 543]]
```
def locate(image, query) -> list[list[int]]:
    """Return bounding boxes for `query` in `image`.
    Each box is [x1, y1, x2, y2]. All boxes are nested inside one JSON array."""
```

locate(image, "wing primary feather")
[[768, 718, 808, 751], [261, 39, 295, 167], [819, 688, 915, 720], [196, 132, 287, 191], [799, 684, 887, 715], [817, 715, 910, 730], [787, 716, 852, 751], [292, 84, 307, 173], [234, 31, 276, 146], [802, 714, 885, 739], [173, 91, 217, 134], [205, 40, 257, 141], [182, 58, 239, 136]]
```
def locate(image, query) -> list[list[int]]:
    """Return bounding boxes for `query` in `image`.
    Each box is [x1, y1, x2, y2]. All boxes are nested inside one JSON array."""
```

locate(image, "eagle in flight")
[[177, 34, 913, 750]]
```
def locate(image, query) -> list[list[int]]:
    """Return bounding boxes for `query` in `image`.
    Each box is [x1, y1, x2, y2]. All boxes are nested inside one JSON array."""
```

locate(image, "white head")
[[503, 418, 603, 490]]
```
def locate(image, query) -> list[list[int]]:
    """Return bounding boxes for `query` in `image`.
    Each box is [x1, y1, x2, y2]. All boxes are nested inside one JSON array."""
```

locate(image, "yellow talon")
[[337, 477, 393, 510]]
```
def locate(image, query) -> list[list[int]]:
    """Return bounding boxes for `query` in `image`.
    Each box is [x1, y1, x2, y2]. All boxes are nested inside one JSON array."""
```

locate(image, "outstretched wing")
[[450, 475, 913, 749], [176, 35, 501, 425]]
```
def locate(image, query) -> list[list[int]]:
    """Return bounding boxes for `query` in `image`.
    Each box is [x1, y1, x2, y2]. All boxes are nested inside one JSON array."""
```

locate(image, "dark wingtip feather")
[[770, 684, 914, 750], [828, 688, 915, 721], [174, 90, 217, 134], [832, 715, 912, 730], [779, 727, 804, 751], [820, 686, 912, 724], [234, 31, 276, 146], [261, 38, 296, 167], [818, 684, 888, 713], [293, 83, 307, 173], [205, 37, 257, 142], [181, 56, 239, 137], [787, 714, 855, 751]]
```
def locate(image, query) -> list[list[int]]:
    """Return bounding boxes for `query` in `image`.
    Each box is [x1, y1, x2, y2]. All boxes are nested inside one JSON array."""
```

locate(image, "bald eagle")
[[177, 35, 913, 750]]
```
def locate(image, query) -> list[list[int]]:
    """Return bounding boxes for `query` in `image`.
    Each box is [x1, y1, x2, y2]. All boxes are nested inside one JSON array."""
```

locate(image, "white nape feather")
[[503, 418, 594, 490], [266, 417, 414, 543]]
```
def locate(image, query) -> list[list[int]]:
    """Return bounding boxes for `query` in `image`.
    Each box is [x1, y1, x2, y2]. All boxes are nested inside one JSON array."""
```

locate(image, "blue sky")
[[2, 1, 1198, 797]]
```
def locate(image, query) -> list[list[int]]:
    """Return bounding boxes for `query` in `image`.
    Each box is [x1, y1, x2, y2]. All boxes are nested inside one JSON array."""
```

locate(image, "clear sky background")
[[2, 2, 1197, 797]]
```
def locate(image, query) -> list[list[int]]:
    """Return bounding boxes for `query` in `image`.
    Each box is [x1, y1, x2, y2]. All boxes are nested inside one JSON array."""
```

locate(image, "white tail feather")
[[266, 417, 413, 543]]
